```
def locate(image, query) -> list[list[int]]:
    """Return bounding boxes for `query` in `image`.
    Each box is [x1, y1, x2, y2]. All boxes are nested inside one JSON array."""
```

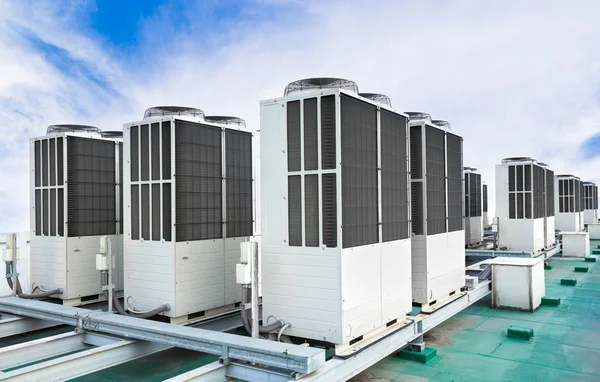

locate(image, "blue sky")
[[1, 0, 600, 231]]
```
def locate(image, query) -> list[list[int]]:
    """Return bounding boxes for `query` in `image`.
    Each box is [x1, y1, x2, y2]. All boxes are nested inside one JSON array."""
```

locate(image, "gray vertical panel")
[[525, 192, 532, 219], [321, 95, 337, 170], [119, 142, 123, 234], [426, 127, 446, 235], [163, 184, 171, 241], [175, 120, 222, 242], [130, 125, 139, 182], [152, 183, 160, 241], [50, 189, 56, 236], [524, 165, 531, 191], [304, 98, 318, 171], [225, 129, 253, 238], [140, 125, 150, 181], [35, 190, 41, 235], [464, 173, 470, 217], [49, 138, 56, 186], [381, 110, 409, 241], [131, 185, 139, 240], [287, 100, 301, 172], [469, 173, 477, 217], [305, 174, 319, 247], [475, 174, 482, 216], [42, 189, 49, 236], [42, 140, 48, 187], [509, 191, 516, 219], [411, 182, 423, 235], [34, 141, 41, 187], [483, 184, 488, 213], [446, 133, 463, 230], [410, 126, 422, 179], [58, 188, 64, 236], [141, 184, 149, 240], [595, 185, 598, 210], [288, 175, 302, 246], [322, 173, 337, 248], [151, 123, 160, 180], [509, 166, 515, 191], [162, 121, 171, 180], [516, 165, 523, 191], [341, 94, 378, 248], [57, 138, 64, 185], [517, 193, 524, 219]]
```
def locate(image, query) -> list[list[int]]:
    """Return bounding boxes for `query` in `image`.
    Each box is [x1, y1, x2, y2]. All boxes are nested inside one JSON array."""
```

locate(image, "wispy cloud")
[[1, 0, 600, 231]]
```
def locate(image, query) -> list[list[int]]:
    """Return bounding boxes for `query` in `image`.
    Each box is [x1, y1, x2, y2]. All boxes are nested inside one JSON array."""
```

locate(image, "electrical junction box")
[[489, 257, 545, 312], [561, 231, 590, 257], [29, 125, 124, 303], [95, 254, 108, 271]]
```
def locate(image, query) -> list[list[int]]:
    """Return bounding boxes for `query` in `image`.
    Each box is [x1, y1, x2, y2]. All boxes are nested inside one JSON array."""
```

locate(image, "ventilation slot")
[[322, 173, 337, 248], [304, 98, 318, 171], [225, 129, 253, 238], [411, 182, 423, 235], [321, 95, 336, 170], [151, 123, 160, 180], [288, 175, 302, 246], [447, 133, 463, 231], [305, 174, 319, 247], [426, 127, 446, 235], [287, 100, 301, 172], [410, 126, 422, 179]]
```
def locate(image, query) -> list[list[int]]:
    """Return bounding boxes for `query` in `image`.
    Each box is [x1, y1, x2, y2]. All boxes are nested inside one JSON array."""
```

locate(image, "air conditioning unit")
[[464, 167, 483, 246], [495, 157, 555, 253], [407, 115, 465, 308], [555, 174, 584, 232], [260, 78, 412, 351], [583, 182, 598, 225], [123, 107, 254, 323], [30, 125, 124, 305]]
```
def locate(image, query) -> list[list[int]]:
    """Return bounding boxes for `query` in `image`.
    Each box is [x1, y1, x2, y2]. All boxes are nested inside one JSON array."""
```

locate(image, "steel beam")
[[0, 297, 325, 375], [162, 361, 227, 382], [0, 331, 84, 370], [0, 315, 59, 338], [0, 337, 168, 380], [465, 249, 533, 258]]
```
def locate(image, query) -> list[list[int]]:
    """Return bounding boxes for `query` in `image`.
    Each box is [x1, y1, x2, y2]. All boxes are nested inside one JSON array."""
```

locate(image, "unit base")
[[416, 289, 466, 315], [60, 291, 124, 307], [167, 301, 243, 326], [334, 316, 412, 358]]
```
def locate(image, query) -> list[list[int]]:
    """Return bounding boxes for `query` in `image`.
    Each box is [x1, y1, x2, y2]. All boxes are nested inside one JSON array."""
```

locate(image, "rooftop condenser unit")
[[123, 106, 254, 323], [30, 124, 124, 305], [495, 157, 555, 253], [260, 78, 412, 352], [555, 174, 584, 232], [464, 167, 483, 247], [583, 182, 598, 225], [408, 114, 465, 309]]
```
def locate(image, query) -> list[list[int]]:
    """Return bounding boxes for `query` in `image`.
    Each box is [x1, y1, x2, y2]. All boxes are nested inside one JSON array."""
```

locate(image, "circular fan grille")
[[46, 124, 101, 134], [359, 93, 392, 107], [432, 120, 451, 130], [144, 106, 204, 119], [284, 77, 359, 96], [204, 116, 246, 128]]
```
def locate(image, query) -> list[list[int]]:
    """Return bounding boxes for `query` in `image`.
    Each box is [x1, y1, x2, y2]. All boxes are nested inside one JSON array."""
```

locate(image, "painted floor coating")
[[2, 246, 599, 381]]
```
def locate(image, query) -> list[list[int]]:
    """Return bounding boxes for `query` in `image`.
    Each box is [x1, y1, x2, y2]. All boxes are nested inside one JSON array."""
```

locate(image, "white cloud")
[[1, 0, 600, 231]]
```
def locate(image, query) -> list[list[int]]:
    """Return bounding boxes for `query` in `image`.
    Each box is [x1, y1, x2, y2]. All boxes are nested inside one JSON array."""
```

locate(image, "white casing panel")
[[122, 117, 256, 318], [0, 232, 30, 296], [483, 212, 490, 229], [555, 212, 582, 232], [260, 91, 412, 345], [587, 223, 600, 240], [584, 210, 598, 225], [561, 232, 590, 257], [411, 230, 465, 305], [465, 216, 483, 245], [490, 257, 544, 311]]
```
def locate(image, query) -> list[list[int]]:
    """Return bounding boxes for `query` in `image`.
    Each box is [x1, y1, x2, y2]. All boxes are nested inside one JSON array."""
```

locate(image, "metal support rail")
[[0, 297, 325, 375]]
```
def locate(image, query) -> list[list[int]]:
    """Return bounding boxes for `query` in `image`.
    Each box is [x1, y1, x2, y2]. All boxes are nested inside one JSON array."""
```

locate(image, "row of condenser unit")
[[25, 77, 598, 350]]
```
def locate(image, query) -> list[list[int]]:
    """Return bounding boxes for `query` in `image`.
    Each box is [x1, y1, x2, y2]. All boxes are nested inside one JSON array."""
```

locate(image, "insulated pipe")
[[5, 261, 61, 298], [104, 291, 170, 319], [240, 286, 284, 334]]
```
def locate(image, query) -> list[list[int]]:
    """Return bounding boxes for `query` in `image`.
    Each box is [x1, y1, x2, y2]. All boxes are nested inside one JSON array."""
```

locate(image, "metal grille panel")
[[151, 123, 160, 180], [304, 98, 318, 171], [320, 95, 336, 170], [447, 133, 463, 231], [412, 182, 424, 235], [546, 169, 554, 216], [131, 185, 139, 240], [287, 100, 301, 172], [340, 94, 378, 248], [483, 183, 488, 213], [426, 127, 446, 235], [322, 173, 337, 248], [225, 129, 253, 238], [381, 110, 409, 241], [410, 126, 422, 179], [140, 124, 149, 181], [305, 174, 319, 247], [288, 175, 302, 246]]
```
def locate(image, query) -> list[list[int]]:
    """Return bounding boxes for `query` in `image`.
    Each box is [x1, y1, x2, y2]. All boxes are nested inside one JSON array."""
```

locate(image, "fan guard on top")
[[284, 77, 359, 96], [405, 112, 432, 122], [432, 120, 452, 130], [501, 157, 535, 163], [204, 116, 246, 128], [46, 124, 101, 134], [143, 106, 204, 119], [359, 93, 392, 107], [101, 131, 123, 138]]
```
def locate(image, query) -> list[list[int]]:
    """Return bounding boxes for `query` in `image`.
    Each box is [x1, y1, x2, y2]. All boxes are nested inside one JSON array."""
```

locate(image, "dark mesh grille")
[[140, 124, 149, 181], [34, 141, 41, 187], [175, 120, 222, 241], [152, 183, 160, 241], [42, 189, 48, 235], [412, 182, 424, 235], [465, 172, 481, 218], [42, 140, 48, 187], [426, 127, 446, 235], [130, 125, 139, 182], [49, 138, 56, 186], [533, 165, 544, 219], [288, 175, 302, 246], [447, 133, 463, 231], [516, 165, 523, 191], [524, 165, 531, 191], [119, 142, 123, 234], [287, 100, 301, 172], [305, 174, 319, 247], [410, 126, 422, 179], [509, 192, 516, 219], [509, 166, 515, 192], [575, 179, 581, 212], [162, 121, 171, 179], [321, 95, 337, 170], [322, 173, 337, 248], [131, 185, 139, 240], [141, 184, 150, 240], [304, 98, 318, 171], [57, 138, 64, 185], [163, 184, 171, 241], [58, 188, 64, 236], [151, 123, 160, 180], [340, 94, 378, 248], [483, 184, 488, 212], [50, 188, 56, 236], [35, 190, 41, 235], [381, 110, 409, 241], [225, 129, 253, 238], [67, 137, 117, 237]]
